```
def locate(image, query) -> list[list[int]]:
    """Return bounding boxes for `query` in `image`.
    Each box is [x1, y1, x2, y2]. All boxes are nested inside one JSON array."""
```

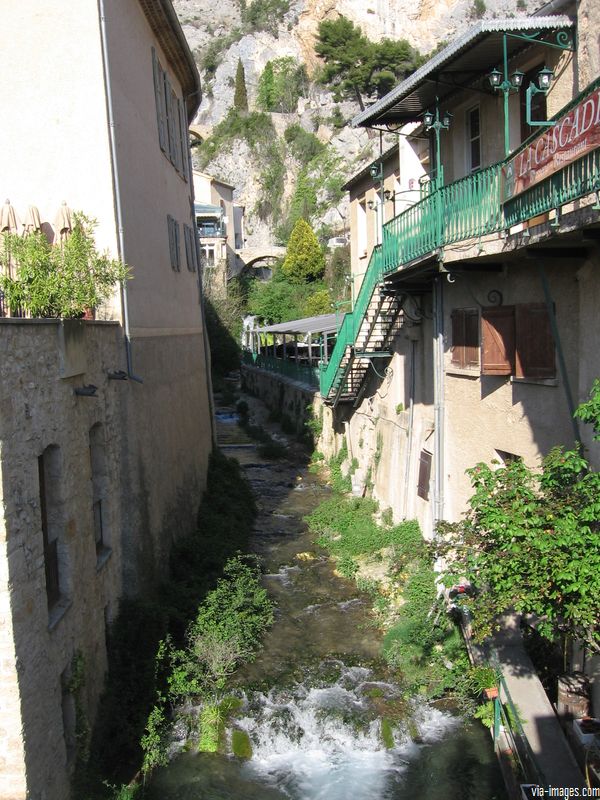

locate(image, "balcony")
[[320, 77, 600, 405]]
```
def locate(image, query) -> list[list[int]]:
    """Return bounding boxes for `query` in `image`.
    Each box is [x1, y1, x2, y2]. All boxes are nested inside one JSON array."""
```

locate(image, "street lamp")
[[422, 100, 452, 189], [488, 36, 525, 157], [523, 66, 556, 128]]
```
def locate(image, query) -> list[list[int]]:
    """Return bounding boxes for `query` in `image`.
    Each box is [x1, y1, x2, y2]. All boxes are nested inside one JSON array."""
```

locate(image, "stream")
[[146, 395, 507, 799]]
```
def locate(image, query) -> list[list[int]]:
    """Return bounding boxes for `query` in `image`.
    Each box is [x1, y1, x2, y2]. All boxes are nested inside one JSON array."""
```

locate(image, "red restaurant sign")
[[503, 86, 600, 202]]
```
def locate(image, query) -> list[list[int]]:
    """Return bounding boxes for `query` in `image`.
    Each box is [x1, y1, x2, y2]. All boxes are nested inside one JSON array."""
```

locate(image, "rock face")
[[174, 0, 540, 250]]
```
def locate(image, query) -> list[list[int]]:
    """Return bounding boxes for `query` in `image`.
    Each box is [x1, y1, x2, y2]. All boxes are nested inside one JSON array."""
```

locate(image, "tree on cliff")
[[315, 16, 421, 110], [234, 58, 248, 112], [281, 219, 325, 284]]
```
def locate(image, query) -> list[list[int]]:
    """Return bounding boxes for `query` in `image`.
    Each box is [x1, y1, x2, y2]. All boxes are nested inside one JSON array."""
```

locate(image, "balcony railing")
[[319, 79, 600, 401], [242, 351, 320, 389]]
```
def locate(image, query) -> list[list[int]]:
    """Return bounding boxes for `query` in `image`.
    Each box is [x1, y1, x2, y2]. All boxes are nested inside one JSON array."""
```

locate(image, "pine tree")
[[233, 58, 248, 113], [281, 219, 325, 284]]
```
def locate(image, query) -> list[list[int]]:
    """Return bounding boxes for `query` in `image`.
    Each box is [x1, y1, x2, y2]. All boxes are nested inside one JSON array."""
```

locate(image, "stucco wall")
[[0, 321, 123, 800]]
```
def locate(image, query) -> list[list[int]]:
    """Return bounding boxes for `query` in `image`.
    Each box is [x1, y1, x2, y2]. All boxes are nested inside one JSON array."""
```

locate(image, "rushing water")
[[147, 401, 507, 800]]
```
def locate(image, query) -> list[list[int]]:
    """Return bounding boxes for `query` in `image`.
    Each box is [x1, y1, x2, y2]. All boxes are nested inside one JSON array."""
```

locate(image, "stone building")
[[0, 1, 213, 797]]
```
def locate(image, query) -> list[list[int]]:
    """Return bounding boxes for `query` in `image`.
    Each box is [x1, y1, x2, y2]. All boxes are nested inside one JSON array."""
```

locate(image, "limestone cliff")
[[174, 0, 541, 250]]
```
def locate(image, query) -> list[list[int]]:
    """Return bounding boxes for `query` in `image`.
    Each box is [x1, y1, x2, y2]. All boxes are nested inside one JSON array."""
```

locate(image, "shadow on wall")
[[204, 297, 242, 378]]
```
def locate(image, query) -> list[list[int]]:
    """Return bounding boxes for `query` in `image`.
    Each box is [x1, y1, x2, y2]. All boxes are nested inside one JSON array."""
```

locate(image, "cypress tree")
[[234, 58, 248, 112], [281, 219, 325, 284]]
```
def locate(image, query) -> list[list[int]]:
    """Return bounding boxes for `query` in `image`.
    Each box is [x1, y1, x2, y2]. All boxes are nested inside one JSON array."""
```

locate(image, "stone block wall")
[[0, 320, 213, 799]]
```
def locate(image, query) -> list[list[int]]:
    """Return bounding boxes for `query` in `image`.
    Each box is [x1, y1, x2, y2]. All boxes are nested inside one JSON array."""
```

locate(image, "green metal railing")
[[242, 351, 320, 389]]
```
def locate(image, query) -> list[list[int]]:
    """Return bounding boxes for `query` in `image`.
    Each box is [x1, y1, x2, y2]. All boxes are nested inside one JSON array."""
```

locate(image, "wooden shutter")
[[451, 310, 465, 367], [417, 449, 432, 500], [481, 306, 515, 375], [515, 303, 555, 379], [178, 98, 189, 182], [464, 309, 480, 368], [451, 308, 479, 369], [151, 48, 166, 152]]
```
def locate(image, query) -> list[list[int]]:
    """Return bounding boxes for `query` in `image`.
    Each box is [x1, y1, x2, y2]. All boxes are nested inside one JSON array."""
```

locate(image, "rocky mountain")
[[174, 0, 540, 251]]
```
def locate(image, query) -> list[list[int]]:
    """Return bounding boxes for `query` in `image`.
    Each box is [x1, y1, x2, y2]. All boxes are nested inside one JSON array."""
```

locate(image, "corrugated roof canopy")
[[352, 17, 574, 128], [255, 313, 338, 336], [195, 203, 222, 215]]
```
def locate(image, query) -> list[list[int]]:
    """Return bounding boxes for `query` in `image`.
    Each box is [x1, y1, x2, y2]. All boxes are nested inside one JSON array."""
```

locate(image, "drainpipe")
[[98, 0, 142, 382], [402, 337, 417, 519], [432, 276, 445, 529]]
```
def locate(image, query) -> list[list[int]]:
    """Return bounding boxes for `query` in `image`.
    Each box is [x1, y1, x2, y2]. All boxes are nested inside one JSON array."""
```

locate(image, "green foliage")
[[247, 265, 326, 324], [380, 717, 394, 749], [233, 58, 248, 112], [574, 378, 600, 439], [0, 214, 128, 318], [196, 109, 275, 169], [284, 124, 325, 164], [198, 703, 224, 752], [470, 0, 486, 17], [231, 728, 253, 758], [473, 701, 495, 729], [87, 451, 257, 787], [435, 386, 600, 651], [241, 0, 290, 35], [315, 16, 421, 108], [198, 30, 244, 78], [303, 288, 332, 317], [140, 705, 169, 775], [257, 58, 308, 112], [103, 783, 140, 800], [281, 219, 325, 284]]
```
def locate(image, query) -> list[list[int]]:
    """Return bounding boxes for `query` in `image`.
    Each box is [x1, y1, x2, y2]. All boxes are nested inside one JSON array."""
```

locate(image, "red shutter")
[[481, 306, 515, 375], [515, 303, 555, 379], [417, 450, 432, 500]]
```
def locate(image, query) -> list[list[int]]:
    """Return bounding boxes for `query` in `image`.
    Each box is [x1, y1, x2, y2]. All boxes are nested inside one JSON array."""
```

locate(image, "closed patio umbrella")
[[0, 199, 20, 310], [23, 205, 42, 234], [0, 199, 20, 233], [54, 201, 73, 243]]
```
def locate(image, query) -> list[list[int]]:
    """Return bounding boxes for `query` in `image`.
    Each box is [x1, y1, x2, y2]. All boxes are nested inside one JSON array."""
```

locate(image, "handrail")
[[242, 351, 320, 389]]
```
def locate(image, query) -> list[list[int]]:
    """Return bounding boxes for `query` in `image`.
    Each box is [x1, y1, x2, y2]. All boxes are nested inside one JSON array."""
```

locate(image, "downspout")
[[537, 263, 581, 445], [432, 276, 445, 529], [402, 337, 417, 518], [98, 0, 142, 382]]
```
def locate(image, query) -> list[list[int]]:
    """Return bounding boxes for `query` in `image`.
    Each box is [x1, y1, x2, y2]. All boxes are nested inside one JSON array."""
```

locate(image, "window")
[[61, 666, 77, 765], [417, 450, 432, 500], [183, 224, 198, 272], [373, 194, 382, 246], [451, 308, 479, 369], [467, 106, 481, 172], [89, 423, 110, 560], [152, 48, 189, 180], [357, 199, 367, 257], [481, 303, 555, 379], [38, 446, 65, 611], [167, 215, 181, 271], [200, 243, 216, 267]]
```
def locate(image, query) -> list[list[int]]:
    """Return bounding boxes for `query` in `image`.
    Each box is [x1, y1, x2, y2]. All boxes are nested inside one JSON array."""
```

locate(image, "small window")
[[495, 449, 521, 466], [89, 423, 110, 559], [451, 308, 479, 369], [417, 449, 432, 500], [61, 666, 77, 765], [481, 303, 555, 379], [167, 215, 181, 271], [38, 446, 65, 611], [200, 243, 216, 268], [467, 106, 481, 173], [357, 199, 367, 257]]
